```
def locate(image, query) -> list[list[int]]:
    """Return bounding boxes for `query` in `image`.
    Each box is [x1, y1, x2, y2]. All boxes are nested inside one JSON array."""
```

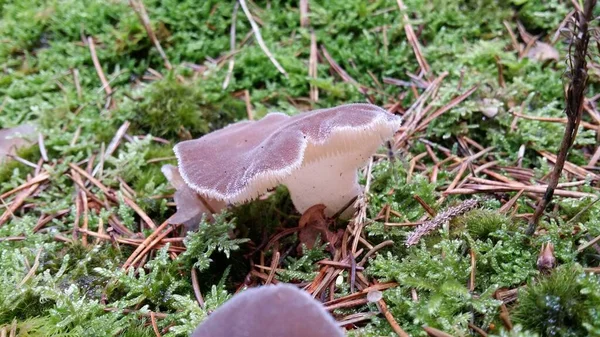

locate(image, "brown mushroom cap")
[[191, 283, 344, 337], [175, 103, 401, 216], [161, 164, 226, 229]]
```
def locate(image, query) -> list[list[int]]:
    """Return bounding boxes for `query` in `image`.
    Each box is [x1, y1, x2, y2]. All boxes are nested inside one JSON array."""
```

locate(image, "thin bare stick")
[[191, 267, 205, 308], [238, 0, 288, 77], [18, 248, 43, 287], [150, 312, 162, 337], [358, 240, 394, 266], [38, 133, 48, 162], [589, 146, 600, 167], [300, 0, 309, 27], [92, 121, 130, 177], [309, 31, 318, 102], [265, 251, 280, 285], [527, 0, 596, 235], [72, 68, 83, 100], [122, 218, 172, 270], [122, 195, 157, 230], [244, 90, 254, 120], [223, 2, 239, 90], [0, 173, 49, 200]]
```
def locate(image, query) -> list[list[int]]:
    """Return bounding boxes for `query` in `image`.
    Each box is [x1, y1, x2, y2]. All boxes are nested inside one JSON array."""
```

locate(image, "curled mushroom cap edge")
[[166, 103, 401, 222]]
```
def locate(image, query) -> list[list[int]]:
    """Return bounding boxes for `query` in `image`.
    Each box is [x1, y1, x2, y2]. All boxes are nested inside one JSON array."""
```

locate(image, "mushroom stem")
[[282, 154, 363, 218]]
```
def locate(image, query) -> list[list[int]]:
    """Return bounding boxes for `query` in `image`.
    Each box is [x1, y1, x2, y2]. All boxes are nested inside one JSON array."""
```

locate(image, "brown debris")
[[423, 326, 456, 337], [537, 242, 557, 273], [406, 199, 478, 246], [396, 0, 430, 76], [129, 0, 173, 70], [298, 204, 338, 251]]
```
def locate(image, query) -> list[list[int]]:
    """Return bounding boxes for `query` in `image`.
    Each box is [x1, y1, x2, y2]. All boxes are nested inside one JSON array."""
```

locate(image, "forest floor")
[[1, 0, 600, 336]]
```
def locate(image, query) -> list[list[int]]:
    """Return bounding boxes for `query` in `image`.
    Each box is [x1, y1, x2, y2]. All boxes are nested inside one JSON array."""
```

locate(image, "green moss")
[[368, 240, 501, 335], [514, 265, 600, 336], [453, 209, 515, 241], [0, 144, 40, 189], [1, 0, 598, 335], [122, 73, 245, 139], [116, 323, 156, 337]]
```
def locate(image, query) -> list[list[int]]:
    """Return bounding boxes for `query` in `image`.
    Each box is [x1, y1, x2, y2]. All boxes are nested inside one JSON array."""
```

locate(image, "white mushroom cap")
[[191, 283, 344, 337], [174, 103, 401, 217]]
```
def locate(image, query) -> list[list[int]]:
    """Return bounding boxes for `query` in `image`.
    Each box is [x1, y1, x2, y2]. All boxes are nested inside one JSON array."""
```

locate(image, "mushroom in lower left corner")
[[163, 103, 401, 226]]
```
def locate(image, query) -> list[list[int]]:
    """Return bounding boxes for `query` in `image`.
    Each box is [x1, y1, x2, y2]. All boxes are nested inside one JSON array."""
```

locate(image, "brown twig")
[[38, 133, 48, 162], [0, 173, 49, 200], [0, 183, 40, 227], [299, 0, 309, 27], [396, 0, 430, 76], [18, 248, 43, 287], [378, 298, 410, 337], [527, 0, 596, 235], [87, 37, 115, 110], [358, 240, 394, 266], [122, 218, 172, 270], [92, 121, 130, 176], [129, 0, 172, 70], [423, 326, 455, 337], [191, 267, 205, 308], [309, 31, 319, 102], [265, 251, 280, 285], [122, 195, 157, 230], [150, 312, 162, 337]]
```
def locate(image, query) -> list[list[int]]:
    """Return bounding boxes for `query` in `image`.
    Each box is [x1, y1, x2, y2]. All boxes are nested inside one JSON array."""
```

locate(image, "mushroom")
[[170, 103, 401, 220], [161, 164, 226, 230], [191, 283, 344, 337], [0, 124, 37, 162]]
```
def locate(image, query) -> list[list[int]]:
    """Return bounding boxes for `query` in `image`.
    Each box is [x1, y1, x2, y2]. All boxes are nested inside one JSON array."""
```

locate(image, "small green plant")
[[453, 209, 515, 241], [514, 265, 600, 336], [180, 211, 249, 271]]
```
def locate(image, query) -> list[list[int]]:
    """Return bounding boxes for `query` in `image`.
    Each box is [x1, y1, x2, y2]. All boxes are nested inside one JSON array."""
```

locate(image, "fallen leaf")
[[298, 204, 338, 251], [517, 21, 559, 62], [526, 41, 559, 62]]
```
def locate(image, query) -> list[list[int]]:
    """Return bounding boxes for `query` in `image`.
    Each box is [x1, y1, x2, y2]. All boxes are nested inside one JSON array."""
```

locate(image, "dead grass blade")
[[239, 0, 288, 77]]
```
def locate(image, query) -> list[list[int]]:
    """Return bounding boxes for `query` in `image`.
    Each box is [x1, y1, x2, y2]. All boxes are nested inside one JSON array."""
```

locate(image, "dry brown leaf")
[[298, 204, 339, 251], [517, 21, 559, 62], [526, 41, 559, 62]]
